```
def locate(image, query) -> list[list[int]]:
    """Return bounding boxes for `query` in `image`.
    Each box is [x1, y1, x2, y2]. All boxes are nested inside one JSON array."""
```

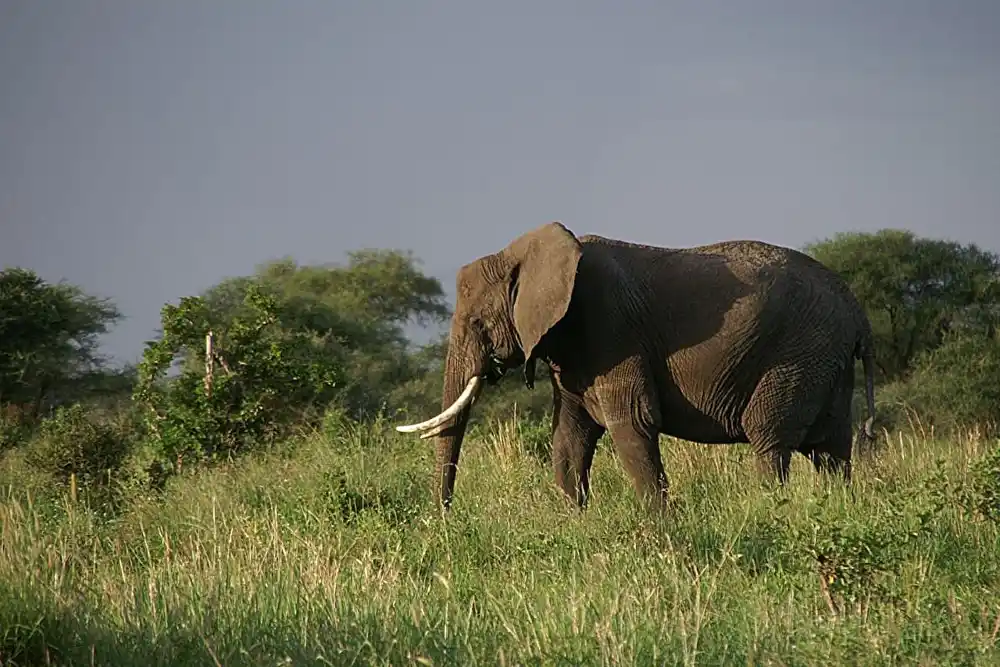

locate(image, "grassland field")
[[2, 411, 999, 666]]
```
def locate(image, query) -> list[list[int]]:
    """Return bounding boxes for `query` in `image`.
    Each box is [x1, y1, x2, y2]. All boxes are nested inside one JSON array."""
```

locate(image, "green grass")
[[2, 416, 999, 666]]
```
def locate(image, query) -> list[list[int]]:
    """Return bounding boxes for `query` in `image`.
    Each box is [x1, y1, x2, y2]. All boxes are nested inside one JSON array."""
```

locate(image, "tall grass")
[[2, 417, 999, 666]]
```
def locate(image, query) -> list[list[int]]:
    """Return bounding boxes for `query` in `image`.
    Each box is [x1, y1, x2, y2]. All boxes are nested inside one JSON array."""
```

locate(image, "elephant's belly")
[[656, 354, 755, 444], [654, 380, 750, 443], [657, 403, 749, 444]]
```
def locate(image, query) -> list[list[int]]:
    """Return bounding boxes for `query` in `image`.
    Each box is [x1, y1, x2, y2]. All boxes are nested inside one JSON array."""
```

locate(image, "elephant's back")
[[682, 240, 864, 370], [692, 240, 872, 339], [580, 234, 872, 350]]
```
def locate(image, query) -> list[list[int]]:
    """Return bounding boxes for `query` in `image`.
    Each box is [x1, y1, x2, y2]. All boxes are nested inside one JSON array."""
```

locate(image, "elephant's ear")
[[510, 222, 583, 362]]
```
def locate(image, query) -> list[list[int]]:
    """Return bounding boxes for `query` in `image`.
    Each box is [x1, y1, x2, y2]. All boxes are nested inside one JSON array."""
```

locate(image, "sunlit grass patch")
[[2, 418, 999, 665]]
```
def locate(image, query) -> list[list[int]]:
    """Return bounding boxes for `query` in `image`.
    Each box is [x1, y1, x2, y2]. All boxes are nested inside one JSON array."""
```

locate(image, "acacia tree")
[[805, 230, 1000, 381], [0, 268, 121, 419]]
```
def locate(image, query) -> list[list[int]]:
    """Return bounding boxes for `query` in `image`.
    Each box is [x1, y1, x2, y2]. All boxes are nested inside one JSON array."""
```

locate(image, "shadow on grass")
[[319, 466, 431, 528]]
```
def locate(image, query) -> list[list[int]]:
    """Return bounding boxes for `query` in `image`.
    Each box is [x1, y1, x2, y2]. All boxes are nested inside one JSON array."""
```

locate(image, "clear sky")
[[2, 0, 999, 364]]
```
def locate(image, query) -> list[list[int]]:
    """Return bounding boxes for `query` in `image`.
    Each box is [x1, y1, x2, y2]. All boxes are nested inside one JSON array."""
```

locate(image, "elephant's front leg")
[[606, 421, 670, 508], [550, 381, 605, 508], [598, 369, 669, 509]]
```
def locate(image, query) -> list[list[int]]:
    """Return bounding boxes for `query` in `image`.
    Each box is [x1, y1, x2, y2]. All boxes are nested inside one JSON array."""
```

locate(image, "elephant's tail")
[[857, 339, 877, 440]]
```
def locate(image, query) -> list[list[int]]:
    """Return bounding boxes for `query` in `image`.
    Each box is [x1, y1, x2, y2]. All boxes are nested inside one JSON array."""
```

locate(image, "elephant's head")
[[396, 221, 583, 508]]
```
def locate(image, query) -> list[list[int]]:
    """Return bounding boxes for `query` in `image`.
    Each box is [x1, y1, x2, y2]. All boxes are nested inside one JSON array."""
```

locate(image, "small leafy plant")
[[964, 440, 1000, 522], [777, 477, 945, 617]]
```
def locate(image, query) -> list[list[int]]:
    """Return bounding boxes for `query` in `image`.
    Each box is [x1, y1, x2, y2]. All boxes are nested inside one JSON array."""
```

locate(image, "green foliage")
[[23, 404, 133, 492], [805, 229, 1000, 381], [911, 331, 1000, 432], [133, 284, 340, 469], [877, 331, 1000, 436], [966, 442, 1000, 522], [468, 364, 554, 423], [198, 252, 449, 419], [56, 366, 137, 409], [0, 404, 33, 452], [2, 421, 999, 665], [204, 251, 448, 332], [0, 268, 121, 417], [776, 475, 945, 615]]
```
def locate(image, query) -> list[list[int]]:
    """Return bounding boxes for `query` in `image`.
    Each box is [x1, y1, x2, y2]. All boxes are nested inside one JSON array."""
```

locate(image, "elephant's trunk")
[[395, 328, 487, 509], [432, 335, 489, 508]]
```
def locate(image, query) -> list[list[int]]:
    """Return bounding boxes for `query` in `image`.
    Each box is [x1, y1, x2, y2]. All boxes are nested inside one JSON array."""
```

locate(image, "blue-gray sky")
[[2, 0, 999, 364]]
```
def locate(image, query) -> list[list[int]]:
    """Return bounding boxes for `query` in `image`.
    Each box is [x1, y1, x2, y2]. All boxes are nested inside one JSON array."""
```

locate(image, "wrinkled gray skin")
[[406, 222, 877, 510]]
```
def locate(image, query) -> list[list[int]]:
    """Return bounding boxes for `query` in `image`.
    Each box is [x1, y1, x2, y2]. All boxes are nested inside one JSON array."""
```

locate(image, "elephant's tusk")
[[395, 376, 483, 434], [418, 422, 450, 439]]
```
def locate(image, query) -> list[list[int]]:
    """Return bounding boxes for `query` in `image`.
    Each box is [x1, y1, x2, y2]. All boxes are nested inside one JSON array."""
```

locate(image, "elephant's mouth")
[[485, 354, 507, 386]]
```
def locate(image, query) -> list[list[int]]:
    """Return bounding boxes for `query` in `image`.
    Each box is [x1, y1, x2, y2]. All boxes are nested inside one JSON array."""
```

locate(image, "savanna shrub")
[[24, 403, 133, 490], [878, 331, 1000, 436], [198, 254, 450, 422], [965, 441, 1000, 521], [321, 404, 353, 440], [515, 411, 553, 462], [776, 476, 945, 615], [134, 285, 341, 472]]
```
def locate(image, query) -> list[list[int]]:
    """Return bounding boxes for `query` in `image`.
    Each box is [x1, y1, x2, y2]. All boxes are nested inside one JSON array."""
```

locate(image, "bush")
[[134, 285, 341, 472], [887, 331, 1000, 436], [775, 473, 946, 617], [965, 441, 1000, 522], [24, 404, 133, 492], [199, 254, 450, 422]]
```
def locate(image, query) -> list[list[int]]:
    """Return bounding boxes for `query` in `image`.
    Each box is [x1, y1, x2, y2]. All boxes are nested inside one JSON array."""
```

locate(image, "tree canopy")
[[0, 268, 121, 416], [805, 229, 1000, 381], [130, 250, 452, 471], [196, 250, 451, 418], [201, 251, 449, 352], [134, 284, 343, 467]]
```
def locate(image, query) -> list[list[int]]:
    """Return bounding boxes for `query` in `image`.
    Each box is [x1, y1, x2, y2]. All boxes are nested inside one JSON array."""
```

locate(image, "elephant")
[[397, 221, 877, 511]]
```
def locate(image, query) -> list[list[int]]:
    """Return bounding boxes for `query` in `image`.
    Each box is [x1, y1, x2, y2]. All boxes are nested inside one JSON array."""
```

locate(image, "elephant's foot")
[[753, 447, 791, 486], [809, 450, 852, 484]]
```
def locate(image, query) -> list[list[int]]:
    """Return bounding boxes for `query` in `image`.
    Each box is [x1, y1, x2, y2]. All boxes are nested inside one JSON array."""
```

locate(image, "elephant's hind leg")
[[808, 445, 852, 482], [742, 366, 828, 486], [803, 367, 855, 483], [756, 444, 794, 484], [551, 379, 606, 508], [743, 418, 804, 486], [806, 418, 854, 483]]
